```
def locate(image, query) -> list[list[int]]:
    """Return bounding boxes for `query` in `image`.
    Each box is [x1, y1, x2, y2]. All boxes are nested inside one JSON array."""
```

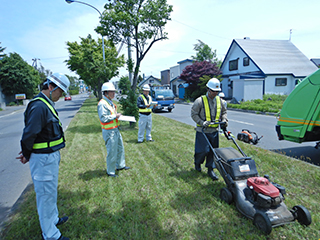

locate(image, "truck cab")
[[150, 86, 175, 113]]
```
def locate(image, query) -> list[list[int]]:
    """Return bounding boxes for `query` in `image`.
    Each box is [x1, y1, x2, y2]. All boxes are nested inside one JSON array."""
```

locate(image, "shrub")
[[119, 89, 139, 127]]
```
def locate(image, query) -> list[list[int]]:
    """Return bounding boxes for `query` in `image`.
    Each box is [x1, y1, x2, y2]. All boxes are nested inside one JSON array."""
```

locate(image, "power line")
[[171, 18, 230, 40]]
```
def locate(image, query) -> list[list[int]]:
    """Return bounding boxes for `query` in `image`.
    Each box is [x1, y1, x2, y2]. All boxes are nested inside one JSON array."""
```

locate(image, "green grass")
[[228, 94, 287, 113], [1, 98, 319, 239]]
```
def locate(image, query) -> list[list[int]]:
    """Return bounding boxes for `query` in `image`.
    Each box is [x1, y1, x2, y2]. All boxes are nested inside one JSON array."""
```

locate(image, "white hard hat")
[[47, 73, 70, 93], [218, 92, 225, 98], [206, 78, 221, 91], [101, 82, 116, 92], [142, 84, 150, 91]]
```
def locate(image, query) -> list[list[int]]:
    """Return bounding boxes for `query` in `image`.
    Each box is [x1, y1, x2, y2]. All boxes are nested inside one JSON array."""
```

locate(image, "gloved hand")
[[203, 121, 210, 127], [220, 122, 227, 131]]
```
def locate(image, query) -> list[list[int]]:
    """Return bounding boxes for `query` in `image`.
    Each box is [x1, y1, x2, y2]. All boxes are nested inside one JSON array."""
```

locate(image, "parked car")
[[64, 95, 72, 101]]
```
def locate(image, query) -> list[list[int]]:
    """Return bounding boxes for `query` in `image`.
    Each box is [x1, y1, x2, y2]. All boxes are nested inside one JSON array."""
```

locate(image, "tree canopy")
[[0, 52, 41, 99], [192, 40, 219, 63], [179, 61, 221, 100], [96, 0, 173, 91], [66, 34, 124, 98], [0, 42, 6, 58], [118, 75, 131, 94]]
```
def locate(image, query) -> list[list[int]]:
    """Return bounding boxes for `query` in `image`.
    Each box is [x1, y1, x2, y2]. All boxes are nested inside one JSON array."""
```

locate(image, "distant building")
[[137, 75, 161, 88], [169, 59, 193, 96], [161, 69, 170, 85], [220, 38, 318, 101]]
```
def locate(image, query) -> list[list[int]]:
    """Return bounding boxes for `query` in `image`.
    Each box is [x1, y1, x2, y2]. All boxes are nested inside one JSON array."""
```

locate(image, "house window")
[[275, 78, 287, 86], [150, 80, 154, 83], [243, 57, 249, 66], [229, 59, 238, 71]]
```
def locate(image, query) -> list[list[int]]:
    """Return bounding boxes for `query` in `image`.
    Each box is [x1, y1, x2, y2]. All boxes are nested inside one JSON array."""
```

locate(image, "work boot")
[[195, 163, 201, 172], [56, 216, 69, 226], [208, 168, 218, 181]]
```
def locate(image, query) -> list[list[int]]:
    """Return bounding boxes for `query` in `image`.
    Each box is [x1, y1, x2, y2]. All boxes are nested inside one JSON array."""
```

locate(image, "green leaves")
[[65, 34, 125, 97], [97, 0, 173, 91], [0, 52, 41, 99], [192, 40, 220, 64]]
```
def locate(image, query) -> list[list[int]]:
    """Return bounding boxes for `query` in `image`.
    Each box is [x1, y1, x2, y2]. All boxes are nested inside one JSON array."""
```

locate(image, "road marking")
[[0, 112, 17, 119], [230, 119, 254, 126]]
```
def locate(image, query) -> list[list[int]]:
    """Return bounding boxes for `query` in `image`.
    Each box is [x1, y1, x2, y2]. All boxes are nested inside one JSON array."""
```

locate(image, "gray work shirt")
[[191, 93, 228, 133]]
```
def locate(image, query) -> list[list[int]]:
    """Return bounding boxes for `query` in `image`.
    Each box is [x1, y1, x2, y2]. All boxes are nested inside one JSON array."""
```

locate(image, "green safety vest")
[[139, 94, 152, 113], [197, 95, 221, 128], [31, 97, 65, 150]]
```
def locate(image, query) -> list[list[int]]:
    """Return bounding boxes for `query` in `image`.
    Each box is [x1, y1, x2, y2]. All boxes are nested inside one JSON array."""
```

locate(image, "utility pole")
[[32, 58, 40, 70], [289, 29, 292, 41]]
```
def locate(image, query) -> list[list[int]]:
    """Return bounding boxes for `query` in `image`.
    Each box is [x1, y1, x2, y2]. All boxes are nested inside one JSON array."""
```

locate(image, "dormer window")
[[243, 57, 249, 66], [229, 59, 238, 71]]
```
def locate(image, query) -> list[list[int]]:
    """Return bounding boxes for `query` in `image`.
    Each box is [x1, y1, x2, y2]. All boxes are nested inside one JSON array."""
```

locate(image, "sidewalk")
[[0, 105, 26, 117]]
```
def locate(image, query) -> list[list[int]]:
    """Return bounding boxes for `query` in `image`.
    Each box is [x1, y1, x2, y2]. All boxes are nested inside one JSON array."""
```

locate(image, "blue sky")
[[1, 0, 319, 80]]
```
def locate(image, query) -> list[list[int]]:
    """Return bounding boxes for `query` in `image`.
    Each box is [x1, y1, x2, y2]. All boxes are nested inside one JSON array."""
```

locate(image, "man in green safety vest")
[[191, 78, 228, 181], [137, 84, 154, 143], [16, 73, 70, 240]]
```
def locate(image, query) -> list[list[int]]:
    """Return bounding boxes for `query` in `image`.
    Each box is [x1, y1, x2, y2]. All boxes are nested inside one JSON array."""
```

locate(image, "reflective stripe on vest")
[[197, 95, 221, 128], [33, 97, 62, 126], [33, 137, 64, 149], [99, 99, 119, 130], [139, 95, 152, 113], [31, 97, 64, 149]]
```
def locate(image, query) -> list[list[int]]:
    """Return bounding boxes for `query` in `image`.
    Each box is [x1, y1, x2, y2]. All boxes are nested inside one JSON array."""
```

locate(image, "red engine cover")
[[247, 177, 280, 198]]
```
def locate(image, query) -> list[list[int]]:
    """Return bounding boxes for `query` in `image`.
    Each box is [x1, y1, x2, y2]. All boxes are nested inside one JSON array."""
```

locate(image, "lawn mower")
[[202, 123, 312, 234]]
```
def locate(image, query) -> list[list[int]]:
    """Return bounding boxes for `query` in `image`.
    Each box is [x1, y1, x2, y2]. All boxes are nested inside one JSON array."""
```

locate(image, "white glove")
[[203, 121, 210, 127]]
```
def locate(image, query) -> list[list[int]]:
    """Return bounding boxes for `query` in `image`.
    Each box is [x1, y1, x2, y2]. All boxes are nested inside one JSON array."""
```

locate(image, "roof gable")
[[138, 75, 161, 87], [222, 39, 318, 77]]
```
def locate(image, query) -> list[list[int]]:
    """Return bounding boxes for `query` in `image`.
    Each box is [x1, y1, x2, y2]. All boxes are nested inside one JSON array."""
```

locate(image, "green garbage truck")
[[276, 68, 320, 148]]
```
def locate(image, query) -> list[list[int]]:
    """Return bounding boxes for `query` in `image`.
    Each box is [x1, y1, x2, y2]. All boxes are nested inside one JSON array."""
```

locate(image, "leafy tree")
[[0, 52, 41, 99], [0, 42, 6, 58], [119, 88, 139, 127], [179, 61, 221, 100], [66, 34, 125, 99], [66, 75, 79, 95], [192, 40, 221, 67], [118, 76, 131, 94], [96, 0, 173, 91], [137, 75, 143, 85]]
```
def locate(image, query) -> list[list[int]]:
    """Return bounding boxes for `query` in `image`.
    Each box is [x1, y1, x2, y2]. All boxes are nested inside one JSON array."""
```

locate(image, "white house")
[[137, 75, 161, 88], [220, 38, 318, 101]]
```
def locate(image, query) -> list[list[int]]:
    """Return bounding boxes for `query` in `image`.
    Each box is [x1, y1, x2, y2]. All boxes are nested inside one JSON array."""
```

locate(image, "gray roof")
[[311, 58, 320, 67], [137, 75, 161, 87], [235, 39, 318, 77]]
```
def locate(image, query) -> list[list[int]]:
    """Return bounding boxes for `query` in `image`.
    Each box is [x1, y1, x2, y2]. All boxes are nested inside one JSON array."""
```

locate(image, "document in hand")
[[148, 101, 158, 109], [118, 115, 136, 122]]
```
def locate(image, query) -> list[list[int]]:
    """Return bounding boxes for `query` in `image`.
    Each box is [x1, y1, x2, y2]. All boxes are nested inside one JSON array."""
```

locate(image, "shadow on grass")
[[271, 145, 320, 166], [2, 189, 177, 239], [78, 169, 107, 181]]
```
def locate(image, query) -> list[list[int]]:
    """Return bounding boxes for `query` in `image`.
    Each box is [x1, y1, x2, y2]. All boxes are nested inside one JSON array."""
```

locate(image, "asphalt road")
[[0, 93, 89, 229], [157, 103, 320, 167]]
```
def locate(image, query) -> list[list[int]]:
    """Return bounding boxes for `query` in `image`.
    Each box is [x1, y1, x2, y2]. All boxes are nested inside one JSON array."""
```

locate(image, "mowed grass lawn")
[[1, 97, 320, 240]]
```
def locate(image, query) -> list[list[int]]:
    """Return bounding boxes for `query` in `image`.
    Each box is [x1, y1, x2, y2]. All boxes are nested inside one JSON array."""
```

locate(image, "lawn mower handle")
[[203, 122, 248, 157]]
